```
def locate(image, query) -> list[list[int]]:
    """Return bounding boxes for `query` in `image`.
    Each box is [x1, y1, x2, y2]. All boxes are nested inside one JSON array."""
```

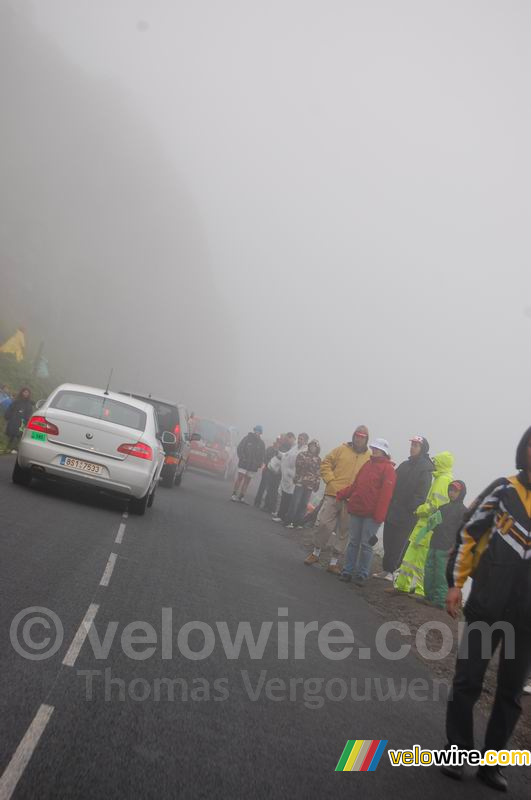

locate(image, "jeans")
[[342, 515, 380, 579], [285, 485, 312, 525]]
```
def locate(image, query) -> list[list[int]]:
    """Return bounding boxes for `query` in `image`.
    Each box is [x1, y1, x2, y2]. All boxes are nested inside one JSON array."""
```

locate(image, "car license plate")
[[60, 456, 103, 475]]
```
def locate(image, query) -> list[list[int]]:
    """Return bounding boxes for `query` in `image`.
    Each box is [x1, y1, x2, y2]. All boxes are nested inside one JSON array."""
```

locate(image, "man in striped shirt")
[[442, 426, 531, 792]]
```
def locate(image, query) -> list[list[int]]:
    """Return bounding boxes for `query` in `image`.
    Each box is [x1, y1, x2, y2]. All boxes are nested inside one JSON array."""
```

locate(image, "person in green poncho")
[[388, 451, 454, 597]]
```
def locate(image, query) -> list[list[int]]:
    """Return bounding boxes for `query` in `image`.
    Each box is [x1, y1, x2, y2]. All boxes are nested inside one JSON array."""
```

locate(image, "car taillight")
[[173, 424, 181, 440], [117, 442, 153, 460], [27, 416, 59, 436]]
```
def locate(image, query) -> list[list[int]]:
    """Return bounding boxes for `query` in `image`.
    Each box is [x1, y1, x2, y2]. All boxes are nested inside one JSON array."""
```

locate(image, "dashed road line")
[[62, 603, 99, 667], [0, 704, 54, 800], [99, 552, 118, 587], [115, 522, 126, 544]]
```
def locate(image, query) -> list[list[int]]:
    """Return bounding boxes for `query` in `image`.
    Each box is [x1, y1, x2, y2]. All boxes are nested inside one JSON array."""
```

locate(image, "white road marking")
[[0, 704, 54, 800], [99, 552, 118, 587], [62, 603, 99, 667], [115, 522, 126, 544]]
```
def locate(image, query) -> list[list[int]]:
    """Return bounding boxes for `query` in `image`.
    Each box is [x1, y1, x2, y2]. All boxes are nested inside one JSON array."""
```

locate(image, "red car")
[[188, 417, 238, 480]]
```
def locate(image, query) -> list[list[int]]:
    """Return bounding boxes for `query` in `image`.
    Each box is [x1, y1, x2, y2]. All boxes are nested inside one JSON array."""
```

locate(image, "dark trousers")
[[285, 486, 312, 525], [277, 490, 293, 521], [382, 519, 414, 573], [446, 622, 531, 751], [253, 468, 270, 508], [264, 472, 281, 513], [424, 548, 448, 608]]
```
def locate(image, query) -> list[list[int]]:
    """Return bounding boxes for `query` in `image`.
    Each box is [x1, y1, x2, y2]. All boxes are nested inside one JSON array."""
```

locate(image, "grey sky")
[[5, 0, 531, 494]]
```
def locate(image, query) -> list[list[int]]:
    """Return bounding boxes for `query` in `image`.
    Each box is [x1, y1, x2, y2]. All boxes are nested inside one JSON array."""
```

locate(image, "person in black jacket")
[[421, 480, 467, 608], [374, 435, 433, 579], [4, 387, 33, 452], [441, 427, 531, 792], [231, 426, 266, 504]]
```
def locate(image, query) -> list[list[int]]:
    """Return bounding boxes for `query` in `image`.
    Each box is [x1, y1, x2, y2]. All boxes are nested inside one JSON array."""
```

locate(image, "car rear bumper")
[[18, 438, 156, 498], [187, 453, 226, 475]]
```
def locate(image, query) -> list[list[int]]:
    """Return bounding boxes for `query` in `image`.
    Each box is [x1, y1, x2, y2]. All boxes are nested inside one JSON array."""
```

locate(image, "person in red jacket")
[[337, 438, 397, 587]]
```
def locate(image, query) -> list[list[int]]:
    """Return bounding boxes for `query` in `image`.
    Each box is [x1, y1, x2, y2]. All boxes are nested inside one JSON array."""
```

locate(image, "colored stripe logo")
[[335, 740, 388, 772]]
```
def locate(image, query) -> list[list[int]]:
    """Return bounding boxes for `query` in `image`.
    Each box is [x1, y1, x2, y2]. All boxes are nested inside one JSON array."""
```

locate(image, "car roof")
[[51, 384, 155, 416]]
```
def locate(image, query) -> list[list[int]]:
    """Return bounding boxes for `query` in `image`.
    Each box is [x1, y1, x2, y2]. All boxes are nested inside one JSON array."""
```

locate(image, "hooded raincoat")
[[394, 451, 454, 596]]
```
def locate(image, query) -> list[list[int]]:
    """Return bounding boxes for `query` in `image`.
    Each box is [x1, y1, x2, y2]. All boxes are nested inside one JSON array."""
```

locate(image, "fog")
[[2, 0, 530, 495]]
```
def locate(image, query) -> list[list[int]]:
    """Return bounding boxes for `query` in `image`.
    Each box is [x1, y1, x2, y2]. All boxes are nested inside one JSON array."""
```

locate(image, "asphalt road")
[[0, 457, 529, 799]]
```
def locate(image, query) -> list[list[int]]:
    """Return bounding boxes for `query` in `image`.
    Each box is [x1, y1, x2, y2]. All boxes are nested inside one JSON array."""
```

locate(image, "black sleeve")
[[410, 469, 432, 511]]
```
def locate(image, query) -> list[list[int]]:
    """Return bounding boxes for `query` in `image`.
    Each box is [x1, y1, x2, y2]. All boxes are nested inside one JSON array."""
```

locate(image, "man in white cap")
[[336, 439, 397, 586]]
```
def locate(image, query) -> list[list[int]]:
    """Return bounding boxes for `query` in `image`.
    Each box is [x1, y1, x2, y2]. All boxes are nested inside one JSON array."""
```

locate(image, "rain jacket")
[[320, 443, 371, 497], [414, 451, 454, 520], [294, 441, 321, 491], [237, 432, 266, 473], [386, 443, 433, 527], [337, 455, 397, 523]]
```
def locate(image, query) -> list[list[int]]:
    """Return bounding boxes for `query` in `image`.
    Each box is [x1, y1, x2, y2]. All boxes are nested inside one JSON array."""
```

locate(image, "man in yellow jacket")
[[304, 426, 371, 574], [391, 451, 454, 597]]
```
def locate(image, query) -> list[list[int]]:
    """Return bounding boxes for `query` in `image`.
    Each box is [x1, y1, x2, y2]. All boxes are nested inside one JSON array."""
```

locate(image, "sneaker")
[[304, 553, 319, 565], [339, 573, 352, 583], [285, 523, 295, 529], [231, 494, 239, 502], [326, 564, 342, 575], [383, 572, 394, 582], [372, 570, 390, 580], [272, 515, 282, 523], [354, 576, 366, 587], [238, 496, 248, 504], [523, 681, 531, 695], [296, 525, 304, 529]]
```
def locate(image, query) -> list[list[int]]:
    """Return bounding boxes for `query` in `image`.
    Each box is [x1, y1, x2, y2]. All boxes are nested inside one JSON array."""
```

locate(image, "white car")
[[13, 383, 174, 515]]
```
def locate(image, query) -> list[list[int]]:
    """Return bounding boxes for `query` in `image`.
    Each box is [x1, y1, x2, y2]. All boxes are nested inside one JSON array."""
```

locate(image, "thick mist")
[[3, 0, 530, 496]]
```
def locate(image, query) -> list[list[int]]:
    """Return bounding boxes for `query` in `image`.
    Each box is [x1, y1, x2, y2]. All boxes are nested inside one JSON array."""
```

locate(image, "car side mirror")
[[35, 399, 45, 409], [161, 431, 177, 445], [190, 433, 202, 442]]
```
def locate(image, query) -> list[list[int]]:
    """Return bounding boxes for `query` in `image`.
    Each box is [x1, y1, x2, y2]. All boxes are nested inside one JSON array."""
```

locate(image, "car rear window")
[[50, 391, 147, 431], [195, 419, 230, 446], [126, 396, 179, 433], [148, 401, 179, 433]]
